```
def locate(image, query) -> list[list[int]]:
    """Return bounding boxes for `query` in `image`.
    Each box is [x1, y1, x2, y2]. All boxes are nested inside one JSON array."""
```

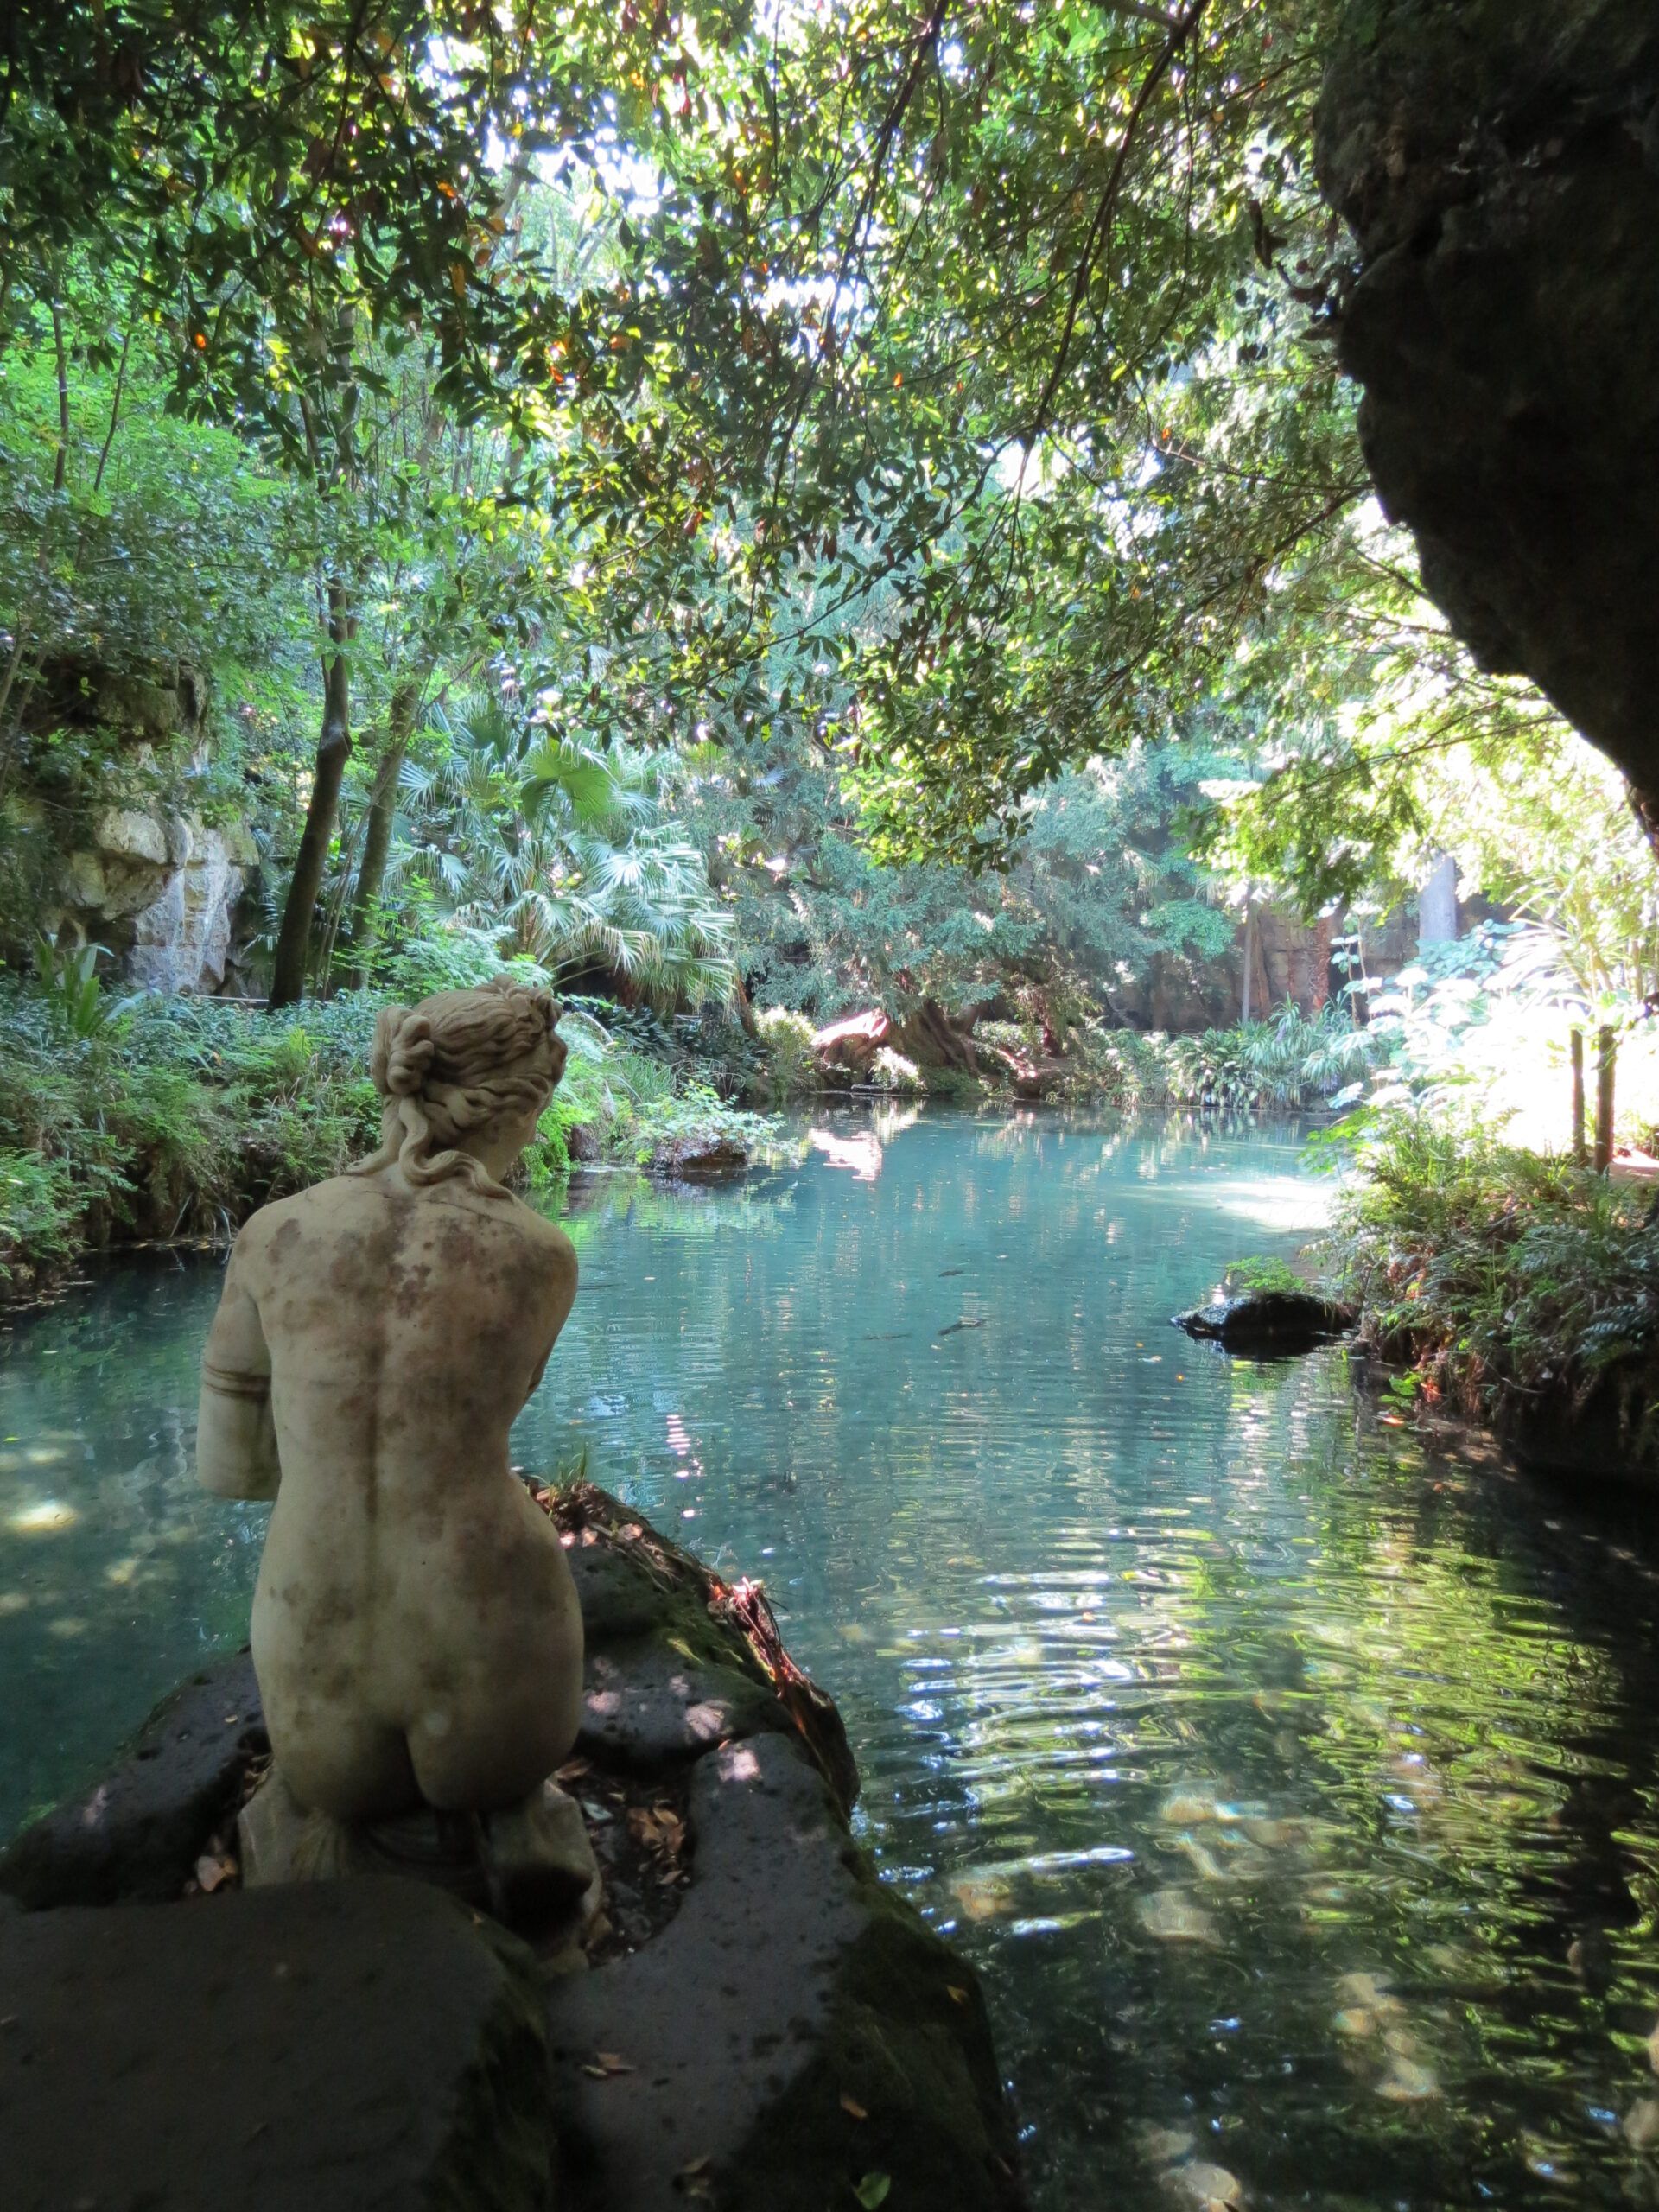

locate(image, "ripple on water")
[[5, 1111, 1659, 2210]]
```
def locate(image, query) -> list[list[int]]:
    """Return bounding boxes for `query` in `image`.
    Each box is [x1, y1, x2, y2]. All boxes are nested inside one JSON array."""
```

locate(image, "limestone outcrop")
[[1318, 0, 1659, 816], [57, 805, 254, 992]]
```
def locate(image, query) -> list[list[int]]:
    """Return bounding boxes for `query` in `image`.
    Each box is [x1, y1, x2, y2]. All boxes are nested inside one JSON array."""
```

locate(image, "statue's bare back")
[[196, 980, 584, 1833]]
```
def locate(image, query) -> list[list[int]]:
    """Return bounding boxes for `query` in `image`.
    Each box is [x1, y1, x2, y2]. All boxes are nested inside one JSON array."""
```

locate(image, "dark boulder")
[[0, 1649, 266, 1909], [0, 1878, 554, 2212], [1317, 0, 1659, 817], [646, 1132, 750, 1179], [544, 1731, 1020, 2212], [567, 1120, 603, 1164], [1174, 1289, 1357, 1352]]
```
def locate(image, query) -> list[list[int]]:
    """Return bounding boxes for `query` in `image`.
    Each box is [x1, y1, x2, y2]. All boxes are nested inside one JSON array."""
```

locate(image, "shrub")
[[871, 1046, 925, 1094], [1319, 1109, 1659, 1452], [0, 1152, 86, 1285], [755, 1007, 821, 1098], [1053, 1005, 1382, 1112]]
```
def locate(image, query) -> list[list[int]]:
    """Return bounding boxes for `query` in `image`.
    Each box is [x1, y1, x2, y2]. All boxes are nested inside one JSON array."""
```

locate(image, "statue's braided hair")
[[350, 976, 563, 1198]]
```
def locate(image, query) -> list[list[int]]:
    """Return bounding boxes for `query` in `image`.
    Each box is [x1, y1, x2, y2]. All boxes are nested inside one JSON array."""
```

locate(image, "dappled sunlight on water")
[[5, 1106, 1659, 2209]]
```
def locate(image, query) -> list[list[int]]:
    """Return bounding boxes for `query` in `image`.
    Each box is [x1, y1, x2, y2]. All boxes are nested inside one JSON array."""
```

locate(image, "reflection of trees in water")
[[892, 1363, 1659, 2209]]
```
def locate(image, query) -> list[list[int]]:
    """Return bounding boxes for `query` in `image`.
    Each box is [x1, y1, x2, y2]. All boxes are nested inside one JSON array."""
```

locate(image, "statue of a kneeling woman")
[[197, 977, 592, 1920]]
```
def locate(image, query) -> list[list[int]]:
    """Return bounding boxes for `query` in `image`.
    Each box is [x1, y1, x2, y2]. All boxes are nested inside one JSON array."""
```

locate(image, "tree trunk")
[[268, 583, 354, 1011], [732, 972, 761, 1039], [343, 678, 421, 988], [1240, 903, 1255, 1024], [1418, 852, 1459, 949], [893, 996, 978, 1072], [1307, 912, 1333, 1013]]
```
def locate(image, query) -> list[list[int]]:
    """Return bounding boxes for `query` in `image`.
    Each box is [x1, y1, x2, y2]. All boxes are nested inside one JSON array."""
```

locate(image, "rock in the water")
[[580, 1637, 790, 1768], [0, 1879, 553, 2212], [0, 1489, 1019, 2212], [647, 1131, 751, 1179], [1317, 0, 1659, 816], [1173, 1290, 1356, 1352], [0, 1650, 265, 1909]]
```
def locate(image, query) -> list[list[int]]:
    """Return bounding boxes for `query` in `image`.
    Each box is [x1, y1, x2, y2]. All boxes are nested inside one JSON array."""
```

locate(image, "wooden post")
[[1570, 1028, 1586, 1165], [1594, 1027, 1616, 1172]]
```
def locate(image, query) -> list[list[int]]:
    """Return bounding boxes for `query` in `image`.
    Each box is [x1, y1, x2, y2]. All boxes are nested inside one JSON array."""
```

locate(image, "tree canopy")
[[0, 0, 1646, 1017]]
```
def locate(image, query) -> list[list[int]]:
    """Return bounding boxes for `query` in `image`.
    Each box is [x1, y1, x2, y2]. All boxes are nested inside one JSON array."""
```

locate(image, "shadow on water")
[[5, 1105, 1659, 2209]]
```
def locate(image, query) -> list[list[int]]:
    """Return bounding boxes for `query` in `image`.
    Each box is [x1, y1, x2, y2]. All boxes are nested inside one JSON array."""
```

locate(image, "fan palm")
[[397, 696, 735, 1012]]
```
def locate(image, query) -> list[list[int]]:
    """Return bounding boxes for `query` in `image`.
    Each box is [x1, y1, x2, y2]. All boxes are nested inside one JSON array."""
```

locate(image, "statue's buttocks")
[[197, 980, 588, 1858]]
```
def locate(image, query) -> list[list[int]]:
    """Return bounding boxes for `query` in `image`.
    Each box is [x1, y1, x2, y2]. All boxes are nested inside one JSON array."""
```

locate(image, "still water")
[[5, 1107, 1659, 2209]]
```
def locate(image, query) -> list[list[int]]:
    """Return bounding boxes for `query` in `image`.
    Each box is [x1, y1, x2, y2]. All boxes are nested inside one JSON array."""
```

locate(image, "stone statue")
[[196, 977, 594, 1924]]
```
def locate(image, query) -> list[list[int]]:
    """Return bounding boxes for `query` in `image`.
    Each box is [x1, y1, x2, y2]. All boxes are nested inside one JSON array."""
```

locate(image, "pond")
[[5, 1104, 1659, 2210]]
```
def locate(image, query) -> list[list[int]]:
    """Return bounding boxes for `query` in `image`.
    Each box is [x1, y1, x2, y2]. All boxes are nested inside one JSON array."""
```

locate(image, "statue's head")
[[351, 976, 566, 1198]]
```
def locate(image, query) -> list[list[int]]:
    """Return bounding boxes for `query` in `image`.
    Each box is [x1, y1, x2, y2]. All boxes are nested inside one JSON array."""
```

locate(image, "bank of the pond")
[[1, 1481, 1023, 2212], [1293, 1118, 1659, 1487], [0, 981, 1367, 1308], [0, 988, 786, 1307]]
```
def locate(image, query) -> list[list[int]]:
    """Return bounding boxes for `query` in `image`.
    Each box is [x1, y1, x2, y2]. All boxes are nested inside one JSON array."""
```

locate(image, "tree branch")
[[1024, 0, 1211, 449]]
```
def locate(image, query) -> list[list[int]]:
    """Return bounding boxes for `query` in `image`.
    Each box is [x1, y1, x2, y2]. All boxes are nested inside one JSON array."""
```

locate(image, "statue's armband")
[[201, 1357, 271, 1404]]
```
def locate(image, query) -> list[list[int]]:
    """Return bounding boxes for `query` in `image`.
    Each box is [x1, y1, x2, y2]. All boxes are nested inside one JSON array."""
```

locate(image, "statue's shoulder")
[[482, 1194, 575, 1284], [231, 1177, 374, 1259], [512, 1199, 578, 1277]]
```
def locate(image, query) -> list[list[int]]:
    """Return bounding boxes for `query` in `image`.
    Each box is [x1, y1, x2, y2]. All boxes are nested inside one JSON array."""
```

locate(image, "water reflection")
[[4, 1110, 1659, 2211]]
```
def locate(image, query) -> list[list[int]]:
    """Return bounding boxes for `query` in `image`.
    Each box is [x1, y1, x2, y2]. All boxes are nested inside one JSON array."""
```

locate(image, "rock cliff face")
[[22, 660, 257, 993], [57, 806, 255, 993], [1317, 0, 1659, 817]]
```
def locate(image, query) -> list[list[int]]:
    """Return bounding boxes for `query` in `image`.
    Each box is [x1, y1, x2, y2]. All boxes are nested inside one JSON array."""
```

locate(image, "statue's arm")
[[197, 1240, 280, 1501], [524, 1224, 579, 1400]]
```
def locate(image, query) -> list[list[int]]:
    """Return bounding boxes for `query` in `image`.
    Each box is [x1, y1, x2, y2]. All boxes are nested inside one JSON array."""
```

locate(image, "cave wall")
[[1316, 0, 1659, 816]]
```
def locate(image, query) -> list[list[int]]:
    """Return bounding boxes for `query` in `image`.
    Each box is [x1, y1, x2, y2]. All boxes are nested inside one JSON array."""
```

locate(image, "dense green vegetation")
[[1324, 1119, 1659, 1465], [3, 0, 1659, 1447]]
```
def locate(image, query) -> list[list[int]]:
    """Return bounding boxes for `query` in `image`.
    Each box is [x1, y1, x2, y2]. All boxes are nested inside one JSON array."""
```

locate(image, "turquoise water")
[[5, 1105, 1659, 2209]]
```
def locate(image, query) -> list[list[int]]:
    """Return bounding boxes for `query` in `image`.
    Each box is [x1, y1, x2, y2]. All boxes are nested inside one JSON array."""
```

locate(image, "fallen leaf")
[[676, 2155, 713, 2178], [840, 2093, 868, 2120], [946, 1985, 970, 2006], [854, 2176, 892, 2209]]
